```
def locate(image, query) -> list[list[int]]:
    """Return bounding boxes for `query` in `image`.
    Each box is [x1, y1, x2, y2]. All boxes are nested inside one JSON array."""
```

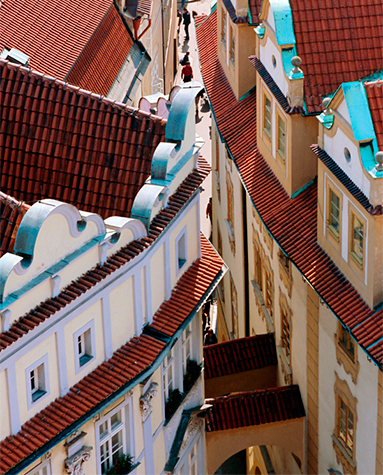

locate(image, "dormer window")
[[263, 95, 272, 140], [349, 212, 364, 269]]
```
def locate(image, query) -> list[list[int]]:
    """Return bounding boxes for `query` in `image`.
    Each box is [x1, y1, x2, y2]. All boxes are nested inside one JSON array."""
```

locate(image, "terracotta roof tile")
[[0, 157, 211, 351], [0, 0, 134, 96], [0, 192, 30, 258], [289, 0, 383, 113], [196, 9, 383, 365], [0, 235, 224, 474], [365, 80, 383, 151], [205, 385, 305, 431], [248, 0, 262, 24], [203, 334, 277, 379], [0, 59, 166, 222]]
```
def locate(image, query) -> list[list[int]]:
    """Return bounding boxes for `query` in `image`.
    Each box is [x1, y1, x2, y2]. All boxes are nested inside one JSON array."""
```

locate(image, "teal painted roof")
[[269, 0, 295, 46], [342, 82, 376, 142]]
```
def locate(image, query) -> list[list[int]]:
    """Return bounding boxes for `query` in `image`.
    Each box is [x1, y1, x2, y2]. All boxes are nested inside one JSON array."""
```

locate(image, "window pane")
[[99, 421, 109, 440], [264, 97, 271, 135], [352, 215, 363, 259], [339, 400, 346, 444], [347, 410, 354, 454], [278, 117, 285, 158], [329, 190, 340, 232], [111, 411, 121, 431], [100, 441, 110, 474], [111, 431, 123, 460]]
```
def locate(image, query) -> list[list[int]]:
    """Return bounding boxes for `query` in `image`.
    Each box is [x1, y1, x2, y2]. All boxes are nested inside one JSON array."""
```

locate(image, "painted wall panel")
[[150, 244, 165, 316], [0, 369, 10, 440], [109, 278, 135, 352]]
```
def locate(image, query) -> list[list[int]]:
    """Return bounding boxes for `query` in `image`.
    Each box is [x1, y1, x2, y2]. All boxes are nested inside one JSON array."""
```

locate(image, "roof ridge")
[[0, 59, 165, 123]]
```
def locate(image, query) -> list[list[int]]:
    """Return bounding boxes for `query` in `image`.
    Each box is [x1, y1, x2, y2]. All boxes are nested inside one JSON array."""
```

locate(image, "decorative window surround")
[[64, 431, 92, 475], [230, 274, 238, 339], [224, 219, 235, 255], [26, 456, 52, 475], [277, 345, 292, 385], [279, 295, 292, 366], [251, 280, 274, 333], [278, 250, 292, 297], [26, 353, 49, 410], [333, 373, 358, 475], [73, 320, 95, 374], [140, 382, 159, 422], [334, 324, 359, 384]]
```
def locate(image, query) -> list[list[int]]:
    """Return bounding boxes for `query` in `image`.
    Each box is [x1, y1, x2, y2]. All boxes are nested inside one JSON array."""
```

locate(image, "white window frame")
[[176, 226, 188, 274], [95, 397, 134, 475], [74, 320, 96, 374], [162, 348, 175, 401], [189, 439, 198, 475], [182, 323, 193, 375], [26, 354, 50, 410], [25, 458, 52, 475]]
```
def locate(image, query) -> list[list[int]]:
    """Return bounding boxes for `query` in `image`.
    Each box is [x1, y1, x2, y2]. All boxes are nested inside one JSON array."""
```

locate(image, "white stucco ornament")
[[64, 446, 92, 475], [180, 417, 204, 452], [140, 382, 159, 421]]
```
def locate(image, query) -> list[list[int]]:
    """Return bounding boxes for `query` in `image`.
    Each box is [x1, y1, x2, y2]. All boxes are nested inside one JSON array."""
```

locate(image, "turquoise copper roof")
[[269, 0, 295, 46]]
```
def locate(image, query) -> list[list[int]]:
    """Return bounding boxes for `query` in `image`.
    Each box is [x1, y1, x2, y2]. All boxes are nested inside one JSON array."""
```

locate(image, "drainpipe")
[[160, 0, 166, 94], [242, 184, 250, 337]]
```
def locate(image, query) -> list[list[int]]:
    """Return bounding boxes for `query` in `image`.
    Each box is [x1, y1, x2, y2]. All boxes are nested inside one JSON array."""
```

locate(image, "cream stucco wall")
[[0, 369, 10, 440], [109, 278, 136, 350]]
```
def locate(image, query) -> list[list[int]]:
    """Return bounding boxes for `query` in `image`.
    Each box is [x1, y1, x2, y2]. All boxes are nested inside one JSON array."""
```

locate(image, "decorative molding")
[[277, 344, 292, 385], [334, 329, 359, 385], [180, 417, 204, 452], [140, 382, 159, 422], [64, 446, 92, 475]]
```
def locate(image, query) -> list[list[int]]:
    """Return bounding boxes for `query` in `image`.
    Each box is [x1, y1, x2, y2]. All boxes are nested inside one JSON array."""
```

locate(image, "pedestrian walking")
[[204, 328, 218, 346], [182, 7, 191, 40], [181, 61, 193, 83], [180, 51, 190, 66], [177, 10, 182, 35], [206, 197, 212, 223]]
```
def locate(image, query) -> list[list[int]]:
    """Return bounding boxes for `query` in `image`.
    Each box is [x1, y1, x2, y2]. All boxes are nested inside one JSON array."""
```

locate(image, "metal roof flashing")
[[269, 0, 295, 46]]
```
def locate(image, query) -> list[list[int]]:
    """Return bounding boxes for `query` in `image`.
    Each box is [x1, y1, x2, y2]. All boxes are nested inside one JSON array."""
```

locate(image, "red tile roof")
[[205, 385, 305, 431], [0, 59, 166, 221], [248, 0, 262, 24], [365, 80, 383, 151], [221, 0, 248, 24], [0, 157, 211, 351], [196, 9, 383, 366], [203, 334, 277, 380], [0, 193, 30, 258], [289, 0, 383, 113], [0, 234, 225, 474], [0, 0, 134, 96]]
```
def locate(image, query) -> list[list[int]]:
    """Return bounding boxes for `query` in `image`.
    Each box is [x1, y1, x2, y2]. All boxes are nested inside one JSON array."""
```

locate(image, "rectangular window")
[[221, 12, 226, 48], [26, 354, 49, 408], [96, 401, 131, 475], [263, 96, 272, 139], [26, 460, 51, 475], [176, 227, 188, 272], [338, 396, 354, 457], [217, 226, 224, 300], [328, 189, 340, 239], [74, 321, 95, 373], [350, 212, 364, 267], [182, 324, 192, 375], [230, 27, 235, 66], [230, 274, 238, 338], [254, 242, 262, 290], [264, 269, 273, 318], [277, 115, 286, 162], [339, 324, 355, 362], [163, 348, 175, 401], [281, 307, 291, 364], [215, 133, 221, 202], [30, 364, 46, 402], [189, 440, 198, 475]]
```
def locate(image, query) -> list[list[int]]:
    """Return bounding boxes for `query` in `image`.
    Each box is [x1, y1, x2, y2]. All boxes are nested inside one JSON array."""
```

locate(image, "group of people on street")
[[178, 7, 194, 82]]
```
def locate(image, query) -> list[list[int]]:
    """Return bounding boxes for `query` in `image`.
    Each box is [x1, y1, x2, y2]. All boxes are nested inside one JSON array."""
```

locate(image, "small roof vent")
[[5, 48, 30, 66]]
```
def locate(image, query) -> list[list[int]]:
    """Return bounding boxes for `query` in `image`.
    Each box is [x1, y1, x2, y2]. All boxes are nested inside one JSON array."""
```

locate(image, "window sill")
[[251, 280, 274, 333], [276, 150, 285, 164], [79, 354, 93, 367], [349, 252, 363, 270], [32, 389, 46, 402], [332, 434, 356, 472], [327, 225, 340, 242]]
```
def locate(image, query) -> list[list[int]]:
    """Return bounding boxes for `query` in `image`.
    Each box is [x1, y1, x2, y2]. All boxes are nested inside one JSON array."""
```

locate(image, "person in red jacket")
[[181, 61, 193, 83]]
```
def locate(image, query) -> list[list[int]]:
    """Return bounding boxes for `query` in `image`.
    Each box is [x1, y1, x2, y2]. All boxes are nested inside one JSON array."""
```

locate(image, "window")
[[280, 307, 291, 364], [225, 171, 235, 253], [276, 115, 286, 162], [230, 27, 235, 66], [182, 324, 192, 375], [254, 241, 263, 290], [163, 348, 175, 401], [26, 459, 51, 475], [338, 325, 355, 362], [221, 11, 226, 48], [328, 188, 341, 240], [176, 227, 187, 272], [74, 321, 95, 373], [96, 400, 132, 475], [349, 212, 364, 268], [189, 440, 198, 475], [230, 274, 238, 338], [263, 95, 272, 139], [217, 226, 224, 300], [337, 396, 355, 457], [215, 133, 221, 201], [264, 268, 274, 319], [26, 354, 49, 408]]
